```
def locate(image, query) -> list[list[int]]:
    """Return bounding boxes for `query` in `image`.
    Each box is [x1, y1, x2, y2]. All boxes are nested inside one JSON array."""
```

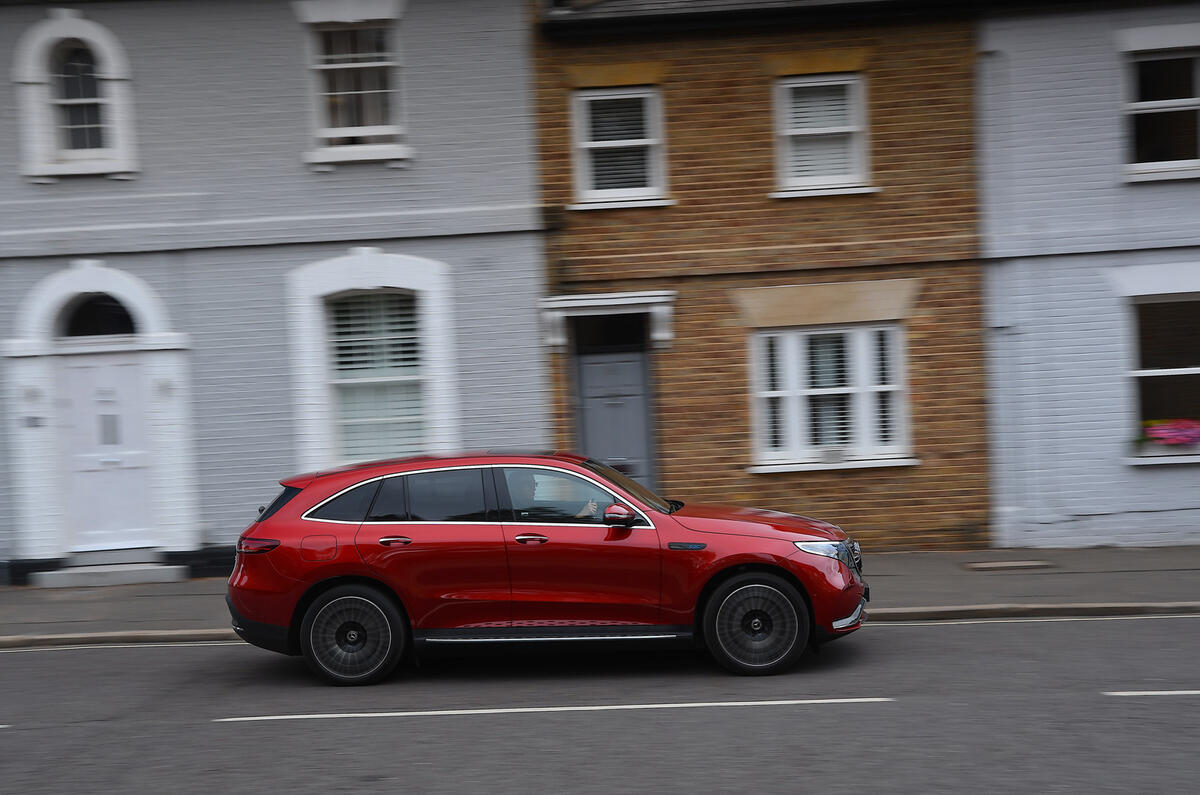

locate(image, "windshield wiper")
[[667, 499, 684, 514]]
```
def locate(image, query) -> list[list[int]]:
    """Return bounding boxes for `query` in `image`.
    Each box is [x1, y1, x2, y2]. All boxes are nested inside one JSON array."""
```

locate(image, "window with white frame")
[[773, 74, 868, 192], [571, 87, 666, 203], [1132, 299, 1200, 450], [13, 9, 138, 178], [327, 291, 424, 461], [1125, 52, 1200, 172], [752, 325, 907, 464], [294, 0, 408, 165]]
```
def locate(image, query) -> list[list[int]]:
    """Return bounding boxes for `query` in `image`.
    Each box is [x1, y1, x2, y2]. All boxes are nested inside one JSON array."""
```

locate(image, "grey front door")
[[577, 351, 655, 486]]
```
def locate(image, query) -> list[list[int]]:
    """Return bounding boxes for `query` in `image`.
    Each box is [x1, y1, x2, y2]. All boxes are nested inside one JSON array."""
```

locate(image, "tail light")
[[237, 537, 280, 554]]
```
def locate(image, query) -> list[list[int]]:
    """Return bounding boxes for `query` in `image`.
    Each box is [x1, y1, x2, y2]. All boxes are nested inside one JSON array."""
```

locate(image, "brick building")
[[535, 0, 989, 548]]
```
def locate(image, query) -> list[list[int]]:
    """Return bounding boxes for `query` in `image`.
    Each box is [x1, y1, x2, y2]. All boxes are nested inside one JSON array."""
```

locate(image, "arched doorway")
[[3, 260, 197, 563]]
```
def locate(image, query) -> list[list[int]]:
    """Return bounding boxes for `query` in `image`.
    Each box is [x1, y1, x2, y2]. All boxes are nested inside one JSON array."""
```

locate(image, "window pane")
[[807, 334, 848, 388], [367, 477, 407, 522], [1137, 301, 1200, 369], [504, 468, 611, 524], [765, 396, 784, 449], [875, 329, 893, 385], [789, 84, 849, 128], [589, 97, 646, 141], [407, 469, 488, 522], [789, 133, 852, 179], [591, 146, 650, 190], [809, 394, 851, 446], [56, 46, 99, 100], [1137, 58, 1195, 102], [310, 480, 381, 522], [876, 391, 894, 445], [1138, 373, 1200, 422], [329, 293, 419, 376], [763, 336, 780, 391], [1133, 111, 1198, 163]]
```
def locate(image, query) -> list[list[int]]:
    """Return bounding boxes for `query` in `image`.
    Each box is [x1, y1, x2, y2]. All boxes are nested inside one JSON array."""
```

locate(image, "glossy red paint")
[[227, 452, 868, 672]]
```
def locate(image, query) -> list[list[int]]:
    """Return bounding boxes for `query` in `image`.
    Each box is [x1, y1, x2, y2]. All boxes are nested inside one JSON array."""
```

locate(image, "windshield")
[[580, 459, 671, 514]]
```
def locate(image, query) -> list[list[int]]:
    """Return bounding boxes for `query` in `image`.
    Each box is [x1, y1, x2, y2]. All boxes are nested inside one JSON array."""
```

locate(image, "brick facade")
[[536, 13, 989, 548]]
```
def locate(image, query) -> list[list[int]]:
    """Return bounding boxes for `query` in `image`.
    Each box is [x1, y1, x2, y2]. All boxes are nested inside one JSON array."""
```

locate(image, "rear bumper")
[[226, 594, 294, 655]]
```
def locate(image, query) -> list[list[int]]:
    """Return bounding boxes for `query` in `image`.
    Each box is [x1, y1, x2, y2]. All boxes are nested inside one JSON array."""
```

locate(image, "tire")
[[300, 584, 407, 685], [702, 573, 810, 676]]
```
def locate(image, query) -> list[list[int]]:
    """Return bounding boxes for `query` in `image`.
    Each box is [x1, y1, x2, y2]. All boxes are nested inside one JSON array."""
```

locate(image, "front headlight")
[[795, 540, 854, 569]]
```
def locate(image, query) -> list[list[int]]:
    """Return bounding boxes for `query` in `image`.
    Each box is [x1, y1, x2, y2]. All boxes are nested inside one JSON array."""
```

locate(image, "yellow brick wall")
[[537, 17, 988, 549]]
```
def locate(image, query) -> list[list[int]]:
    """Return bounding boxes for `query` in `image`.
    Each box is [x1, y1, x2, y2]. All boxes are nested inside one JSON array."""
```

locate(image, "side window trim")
[[303, 477, 383, 524]]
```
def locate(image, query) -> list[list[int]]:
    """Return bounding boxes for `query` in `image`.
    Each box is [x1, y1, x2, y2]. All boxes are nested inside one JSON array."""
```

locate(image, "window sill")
[[24, 160, 139, 180], [303, 144, 414, 166], [769, 186, 880, 199], [1126, 454, 1200, 466], [748, 457, 920, 474], [1123, 165, 1200, 183], [566, 199, 677, 211]]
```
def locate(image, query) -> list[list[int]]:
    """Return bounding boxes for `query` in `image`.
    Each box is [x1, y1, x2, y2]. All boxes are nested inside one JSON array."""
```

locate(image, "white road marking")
[[215, 697, 894, 723], [0, 725, 10, 729], [869, 614, 1200, 627], [1103, 690, 1200, 697], [0, 641, 244, 654]]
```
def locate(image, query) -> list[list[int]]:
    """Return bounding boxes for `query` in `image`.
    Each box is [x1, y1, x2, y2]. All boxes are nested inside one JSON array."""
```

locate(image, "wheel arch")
[[693, 563, 814, 645], [288, 575, 410, 655]]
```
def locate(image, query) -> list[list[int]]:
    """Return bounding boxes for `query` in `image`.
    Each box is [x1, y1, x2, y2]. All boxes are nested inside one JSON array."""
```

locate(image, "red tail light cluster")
[[237, 537, 280, 554]]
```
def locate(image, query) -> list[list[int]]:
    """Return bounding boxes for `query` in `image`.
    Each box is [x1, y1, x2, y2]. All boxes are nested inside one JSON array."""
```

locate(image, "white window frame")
[[570, 86, 667, 204], [11, 9, 138, 180], [1123, 51, 1200, 180], [288, 247, 459, 471], [772, 74, 869, 194], [294, 0, 411, 166], [750, 323, 909, 467]]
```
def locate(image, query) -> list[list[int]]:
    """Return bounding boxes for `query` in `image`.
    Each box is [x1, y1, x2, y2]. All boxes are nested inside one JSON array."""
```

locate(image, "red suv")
[[227, 452, 868, 684]]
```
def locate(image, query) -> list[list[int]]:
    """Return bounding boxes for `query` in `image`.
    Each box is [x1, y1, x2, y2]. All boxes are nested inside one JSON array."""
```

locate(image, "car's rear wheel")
[[703, 573, 810, 675], [300, 584, 407, 685]]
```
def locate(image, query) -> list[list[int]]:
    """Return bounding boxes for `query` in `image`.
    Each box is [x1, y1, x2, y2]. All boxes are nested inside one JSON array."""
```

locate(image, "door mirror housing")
[[603, 503, 637, 528]]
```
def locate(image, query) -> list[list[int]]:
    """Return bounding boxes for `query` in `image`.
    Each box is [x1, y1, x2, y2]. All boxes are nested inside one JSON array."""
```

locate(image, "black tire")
[[300, 584, 407, 685], [702, 573, 810, 675]]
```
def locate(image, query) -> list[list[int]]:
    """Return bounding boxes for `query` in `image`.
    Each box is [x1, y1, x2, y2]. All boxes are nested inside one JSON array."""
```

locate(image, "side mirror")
[[603, 503, 637, 528]]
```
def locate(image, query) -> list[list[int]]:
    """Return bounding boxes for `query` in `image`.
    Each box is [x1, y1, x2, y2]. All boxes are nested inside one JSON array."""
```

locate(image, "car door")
[[498, 465, 662, 626], [354, 467, 510, 629]]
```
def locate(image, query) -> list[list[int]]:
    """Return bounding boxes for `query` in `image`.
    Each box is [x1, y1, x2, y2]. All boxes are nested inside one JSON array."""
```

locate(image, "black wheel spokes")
[[715, 585, 798, 668], [311, 597, 392, 679]]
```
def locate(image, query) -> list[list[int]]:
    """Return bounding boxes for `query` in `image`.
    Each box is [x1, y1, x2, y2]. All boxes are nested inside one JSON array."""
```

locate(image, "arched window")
[[52, 42, 106, 150], [61, 293, 136, 337], [12, 9, 138, 179]]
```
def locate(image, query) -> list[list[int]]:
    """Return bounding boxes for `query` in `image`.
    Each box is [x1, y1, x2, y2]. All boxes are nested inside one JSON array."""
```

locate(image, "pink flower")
[[1146, 419, 1200, 446]]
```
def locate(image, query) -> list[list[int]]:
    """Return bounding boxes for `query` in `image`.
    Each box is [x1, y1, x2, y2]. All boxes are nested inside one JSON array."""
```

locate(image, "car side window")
[[407, 468, 488, 522], [502, 468, 617, 525], [366, 476, 406, 522], [308, 480, 381, 522]]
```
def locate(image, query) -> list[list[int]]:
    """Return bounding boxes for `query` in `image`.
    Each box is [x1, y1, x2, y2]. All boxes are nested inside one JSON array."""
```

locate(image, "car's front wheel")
[[300, 584, 407, 685], [702, 573, 810, 675]]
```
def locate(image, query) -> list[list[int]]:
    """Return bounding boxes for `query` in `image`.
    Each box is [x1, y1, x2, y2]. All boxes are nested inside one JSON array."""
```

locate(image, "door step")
[[30, 563, 188, 588]]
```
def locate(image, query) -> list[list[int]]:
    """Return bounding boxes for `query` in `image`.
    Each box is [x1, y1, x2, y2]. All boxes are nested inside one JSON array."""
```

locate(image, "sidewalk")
[[1, 546, 1198, 648]]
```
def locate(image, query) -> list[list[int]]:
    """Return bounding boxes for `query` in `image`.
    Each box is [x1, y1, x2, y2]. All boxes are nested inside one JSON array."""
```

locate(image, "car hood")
[[669, 502, 847, 541]]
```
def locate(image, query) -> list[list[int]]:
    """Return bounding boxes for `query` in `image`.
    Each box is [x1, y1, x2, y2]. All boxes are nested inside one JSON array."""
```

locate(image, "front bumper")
[[226, 594, 294, 655], [832, 597, 868, 630]]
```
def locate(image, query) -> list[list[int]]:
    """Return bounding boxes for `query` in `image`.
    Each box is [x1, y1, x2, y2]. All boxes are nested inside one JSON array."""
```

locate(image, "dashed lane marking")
[[0, 641, 244, 654], [214, 697, 894, 723], [1103, 690, 1200, 697], [869, 614, 1200, 627]]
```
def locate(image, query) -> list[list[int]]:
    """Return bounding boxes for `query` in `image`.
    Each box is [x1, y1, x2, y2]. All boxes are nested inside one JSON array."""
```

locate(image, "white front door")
[[59, 353, 154, 551]]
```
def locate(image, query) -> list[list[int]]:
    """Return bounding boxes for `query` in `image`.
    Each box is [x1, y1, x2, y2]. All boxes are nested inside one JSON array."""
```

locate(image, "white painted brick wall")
[[0, 1, 549, 558], [980, 6, 1200, 546]]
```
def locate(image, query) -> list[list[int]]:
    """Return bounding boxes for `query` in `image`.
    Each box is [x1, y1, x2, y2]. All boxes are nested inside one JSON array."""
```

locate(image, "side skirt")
[[412, 625, 694, 655]]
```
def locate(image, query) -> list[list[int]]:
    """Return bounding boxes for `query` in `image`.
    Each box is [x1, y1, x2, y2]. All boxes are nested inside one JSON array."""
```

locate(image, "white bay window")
[[753, 325, 907, 464]]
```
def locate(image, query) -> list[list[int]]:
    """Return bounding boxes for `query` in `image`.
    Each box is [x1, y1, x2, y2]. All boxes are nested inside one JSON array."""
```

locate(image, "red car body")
[[227, 452, 868, 684]]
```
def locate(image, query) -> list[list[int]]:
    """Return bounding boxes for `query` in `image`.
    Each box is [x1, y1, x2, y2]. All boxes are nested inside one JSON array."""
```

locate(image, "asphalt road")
[[2, 616, 1198, 794]]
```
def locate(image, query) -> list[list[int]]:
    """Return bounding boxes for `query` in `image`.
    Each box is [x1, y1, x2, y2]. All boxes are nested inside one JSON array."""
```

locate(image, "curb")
[[867, 602, 1200, 621], [2, 602, 1200, 649], [0, 629, 239, 649]]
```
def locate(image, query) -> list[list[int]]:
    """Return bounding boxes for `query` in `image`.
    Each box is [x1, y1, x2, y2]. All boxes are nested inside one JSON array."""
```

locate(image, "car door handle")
[[378, 536, 412, 546], [514, 534, 549, 545]]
